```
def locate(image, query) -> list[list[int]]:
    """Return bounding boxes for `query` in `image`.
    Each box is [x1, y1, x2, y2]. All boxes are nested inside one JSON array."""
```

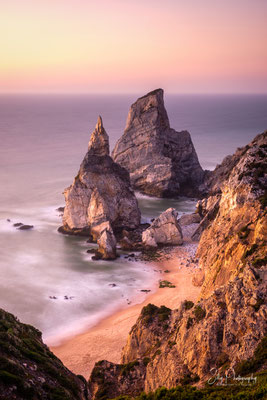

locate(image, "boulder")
[[178, 213, 201, 226], [112, 89, 204, 197], [97, 221, 117, 260], [142, 208, 183, 248]]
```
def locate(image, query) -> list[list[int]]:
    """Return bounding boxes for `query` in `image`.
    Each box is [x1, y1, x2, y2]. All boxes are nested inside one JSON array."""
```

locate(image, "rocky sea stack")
[[60, 116, 141, 259], [112, 89, 204, 198]]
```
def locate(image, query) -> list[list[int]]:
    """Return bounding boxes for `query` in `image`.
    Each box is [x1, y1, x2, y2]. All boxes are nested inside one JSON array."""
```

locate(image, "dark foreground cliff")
[[89, 132, 267, 399], [0, 308, 89, 400]]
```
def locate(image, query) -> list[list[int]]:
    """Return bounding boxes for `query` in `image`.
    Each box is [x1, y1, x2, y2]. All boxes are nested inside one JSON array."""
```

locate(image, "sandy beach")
[[51, 243, 201, 379]]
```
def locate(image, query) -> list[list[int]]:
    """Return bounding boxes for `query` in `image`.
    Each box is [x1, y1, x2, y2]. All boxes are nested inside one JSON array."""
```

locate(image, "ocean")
[[0, 93, 266, 344]]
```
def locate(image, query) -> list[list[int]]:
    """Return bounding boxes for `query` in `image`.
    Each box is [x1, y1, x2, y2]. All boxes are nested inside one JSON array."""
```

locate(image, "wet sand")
[[51, 244, 201, 379]]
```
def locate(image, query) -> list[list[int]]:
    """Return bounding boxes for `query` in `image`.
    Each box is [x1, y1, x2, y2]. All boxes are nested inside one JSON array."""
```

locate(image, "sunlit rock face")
[[112, 89, 204, 198], [196, 131, 267, 298], [61, 116, 141, 258], [89, 132, 267, 397], [142, 208, 183, 248]]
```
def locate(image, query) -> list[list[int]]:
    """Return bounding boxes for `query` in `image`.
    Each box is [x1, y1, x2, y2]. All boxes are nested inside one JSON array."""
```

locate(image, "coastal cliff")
[[112, 89, 204, 198], [89, 132, 267, 398], [60, 116, 141, 258], [0, 308, 89, 400]]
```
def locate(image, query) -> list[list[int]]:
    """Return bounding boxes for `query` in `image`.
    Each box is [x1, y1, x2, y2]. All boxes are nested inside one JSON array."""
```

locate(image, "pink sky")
[[1, 0, 267, 93]]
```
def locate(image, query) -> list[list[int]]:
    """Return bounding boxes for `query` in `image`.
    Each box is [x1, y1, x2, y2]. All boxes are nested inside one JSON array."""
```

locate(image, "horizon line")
[[1, 91, 267, 96]]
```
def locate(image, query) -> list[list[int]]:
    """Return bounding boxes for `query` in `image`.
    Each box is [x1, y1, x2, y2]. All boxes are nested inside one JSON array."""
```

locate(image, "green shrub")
[[194, 306, 206, 322], [184, 300, 194, 310], [121, 360, 140, 376], [159, 280, 176, 288]]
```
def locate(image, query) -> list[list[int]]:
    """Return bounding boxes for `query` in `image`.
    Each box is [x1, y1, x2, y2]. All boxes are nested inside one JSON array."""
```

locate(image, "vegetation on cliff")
[[89, 132, 267, 399], [0, 308, 88, 400]]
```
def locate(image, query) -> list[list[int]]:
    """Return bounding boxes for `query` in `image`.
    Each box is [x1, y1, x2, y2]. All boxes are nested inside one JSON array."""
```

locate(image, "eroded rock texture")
[[61, 116, 141, 259], [89, 132, 267, 397], [112, 89, 204, 198], [142, 208, 183, 248]]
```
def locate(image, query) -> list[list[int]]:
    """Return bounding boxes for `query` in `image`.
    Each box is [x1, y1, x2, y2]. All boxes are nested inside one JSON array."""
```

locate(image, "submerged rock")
[[60, 116, 141, 258], [112, 89, 204, 198], [18, 224, 34, 230], [142, 208, 183, 248]]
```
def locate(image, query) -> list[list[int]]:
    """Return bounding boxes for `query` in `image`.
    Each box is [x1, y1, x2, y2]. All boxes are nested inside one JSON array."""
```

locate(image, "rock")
[[18, 224, 34, 230], [13, 222, 23, 227], [56, 206, 65, 213], [97, 221, 117, 260], [62, 116, 140, 234], [61, 116, 141, 258], [112, 89, 204, 198], [197, 131, 267, 298], [142, 208, 183, 248], [0, 308, 88, 399], [118, 236, 135, 250], [86, 248, 96, 254], [89, 132, 267, 397], [178, 213, 201, 226], [192, 270, 205, 287]]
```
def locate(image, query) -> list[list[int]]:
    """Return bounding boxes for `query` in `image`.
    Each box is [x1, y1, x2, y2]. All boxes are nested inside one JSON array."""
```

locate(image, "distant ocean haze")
[[0, 93, 266, 343]]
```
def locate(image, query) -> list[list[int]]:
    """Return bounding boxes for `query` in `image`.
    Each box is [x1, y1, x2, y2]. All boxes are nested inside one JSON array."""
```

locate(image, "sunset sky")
[[1, 0, 267, 94]]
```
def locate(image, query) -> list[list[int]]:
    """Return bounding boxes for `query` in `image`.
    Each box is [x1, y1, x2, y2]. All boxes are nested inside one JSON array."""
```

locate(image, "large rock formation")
[[60, 116, 141, 258], [142, 208, 183, 248], [0, 308, 89, 400], [89, 132, 267, 397], [112, 89, 204, 198], [196, 131, 267, 297]]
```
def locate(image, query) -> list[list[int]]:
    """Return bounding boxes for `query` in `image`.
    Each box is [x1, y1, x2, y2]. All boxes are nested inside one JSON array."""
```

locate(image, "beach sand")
[[51, 244, 201, 379]]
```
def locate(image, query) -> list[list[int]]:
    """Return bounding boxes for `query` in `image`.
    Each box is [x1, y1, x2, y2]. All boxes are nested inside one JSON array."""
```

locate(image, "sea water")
[[0, 93, 266, 344]]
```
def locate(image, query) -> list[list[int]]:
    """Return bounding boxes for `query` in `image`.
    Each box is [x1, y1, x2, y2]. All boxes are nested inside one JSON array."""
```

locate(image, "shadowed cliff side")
[[0, 308, 89, 400]]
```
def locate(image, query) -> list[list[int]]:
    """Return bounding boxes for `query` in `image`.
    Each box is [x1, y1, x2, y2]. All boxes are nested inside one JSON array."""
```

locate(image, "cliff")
[[112, 89, 204, 198], [196, 131, 267, 297], [0, 308, 89, 400], [89, 132, 267, 398]]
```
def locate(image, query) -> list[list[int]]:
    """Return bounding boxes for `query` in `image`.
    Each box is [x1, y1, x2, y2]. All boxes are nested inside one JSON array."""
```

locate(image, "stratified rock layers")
[[62, 116, 141, 258], [112, 89, 204, 197]]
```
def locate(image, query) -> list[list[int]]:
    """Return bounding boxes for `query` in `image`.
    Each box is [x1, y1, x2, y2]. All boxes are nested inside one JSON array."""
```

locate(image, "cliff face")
[[0, 308, 89, 400], [112, 89, 204, 198], [89, 132, 267, 398], [197, 132, 267, 297]]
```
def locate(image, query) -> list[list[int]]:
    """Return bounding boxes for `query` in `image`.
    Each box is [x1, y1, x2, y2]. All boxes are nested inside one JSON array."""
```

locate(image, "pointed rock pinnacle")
[[88, 115, 110, 156]]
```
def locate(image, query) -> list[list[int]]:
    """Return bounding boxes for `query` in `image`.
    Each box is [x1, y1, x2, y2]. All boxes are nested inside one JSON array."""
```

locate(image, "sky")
[[0, 0, 267, 94]]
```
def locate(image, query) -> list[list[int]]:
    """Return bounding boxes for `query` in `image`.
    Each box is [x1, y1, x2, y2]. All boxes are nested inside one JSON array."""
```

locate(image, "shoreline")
[[51, 243, 201, 379]]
